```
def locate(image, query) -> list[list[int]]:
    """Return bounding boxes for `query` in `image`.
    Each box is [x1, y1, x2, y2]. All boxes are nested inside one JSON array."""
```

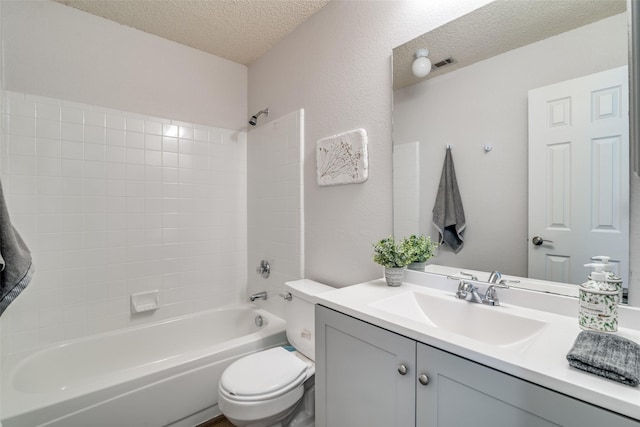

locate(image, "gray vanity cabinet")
[[416, 343, 638, 426], [316, 305, 639, 427], [315, 305, 416, 427]]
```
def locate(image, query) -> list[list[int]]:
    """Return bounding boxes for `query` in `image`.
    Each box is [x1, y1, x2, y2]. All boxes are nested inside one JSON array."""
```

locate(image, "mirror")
[[392, 0, 635, 301]]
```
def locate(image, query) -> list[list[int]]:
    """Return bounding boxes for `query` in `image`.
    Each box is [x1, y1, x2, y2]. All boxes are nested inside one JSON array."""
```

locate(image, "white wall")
[[2, 0, 247, 130], [248, 0, 493, 287], [393, 14, 628, 276], [393, 141, 420, 239]]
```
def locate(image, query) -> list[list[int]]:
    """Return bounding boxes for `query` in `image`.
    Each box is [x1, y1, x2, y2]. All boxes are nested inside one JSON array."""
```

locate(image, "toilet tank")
[[284, 279, 334, 361]]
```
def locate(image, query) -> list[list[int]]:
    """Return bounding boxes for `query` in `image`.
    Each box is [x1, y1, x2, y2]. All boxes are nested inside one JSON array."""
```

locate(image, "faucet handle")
[[483, 280, 517, 306], [460, 271, 479, 281], [484, 284, 508, 306], [456, 280, 477, 299], [279, 292, 292, 301], [496, 279, 519, 288], [484, 286, 500, 305], [456, 281, 468, 299]]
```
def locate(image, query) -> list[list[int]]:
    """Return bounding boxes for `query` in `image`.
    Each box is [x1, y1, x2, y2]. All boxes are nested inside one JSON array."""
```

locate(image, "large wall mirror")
[[392, 0, 639, 304]]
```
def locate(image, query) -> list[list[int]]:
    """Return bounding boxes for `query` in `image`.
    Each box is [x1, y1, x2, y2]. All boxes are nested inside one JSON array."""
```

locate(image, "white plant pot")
[[384, 267, 406, 287]]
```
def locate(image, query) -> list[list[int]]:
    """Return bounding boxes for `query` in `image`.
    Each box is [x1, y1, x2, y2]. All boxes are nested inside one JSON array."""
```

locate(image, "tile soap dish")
[[131, 290, 160, 314]]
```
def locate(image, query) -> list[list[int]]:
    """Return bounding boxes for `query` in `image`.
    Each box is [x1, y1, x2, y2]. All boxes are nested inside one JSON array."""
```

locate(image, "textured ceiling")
[[54, 0, 330, 65], [393, 0, 627, 90]]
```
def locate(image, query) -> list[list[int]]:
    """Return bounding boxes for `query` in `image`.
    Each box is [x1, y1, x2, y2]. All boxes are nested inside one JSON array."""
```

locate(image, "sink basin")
[[369, 290, 547, 347]]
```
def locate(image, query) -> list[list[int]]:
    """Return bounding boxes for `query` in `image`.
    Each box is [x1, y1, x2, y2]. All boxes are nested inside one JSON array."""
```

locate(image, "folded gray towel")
[[432, 148, 466, 253], [0, 179, 34, 316], [566, 330, 640, 387]]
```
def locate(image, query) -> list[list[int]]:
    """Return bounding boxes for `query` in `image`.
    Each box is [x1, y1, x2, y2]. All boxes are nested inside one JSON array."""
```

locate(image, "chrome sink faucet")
[[455, 279, 513, 306], [487, 270, 502, 284], [456, 281, 485, 304], [483, 281, 511, 306]]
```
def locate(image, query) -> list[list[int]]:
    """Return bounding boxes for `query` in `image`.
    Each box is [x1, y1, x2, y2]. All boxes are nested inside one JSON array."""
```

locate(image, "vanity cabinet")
[[315, 305, 639, 427], [314, 304, 416, 426]]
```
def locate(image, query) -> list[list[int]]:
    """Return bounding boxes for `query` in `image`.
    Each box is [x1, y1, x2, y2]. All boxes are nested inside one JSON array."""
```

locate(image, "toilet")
[[218, 280, 333, 427]]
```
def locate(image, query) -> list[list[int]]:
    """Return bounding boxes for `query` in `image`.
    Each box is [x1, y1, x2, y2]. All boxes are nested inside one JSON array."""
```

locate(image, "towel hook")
[[446, 144, 452, 150]]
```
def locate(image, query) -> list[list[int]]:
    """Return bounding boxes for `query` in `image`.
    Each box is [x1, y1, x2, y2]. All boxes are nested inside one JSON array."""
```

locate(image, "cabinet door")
[[316, 305, 416, 427], [416, 343, 638, 426]]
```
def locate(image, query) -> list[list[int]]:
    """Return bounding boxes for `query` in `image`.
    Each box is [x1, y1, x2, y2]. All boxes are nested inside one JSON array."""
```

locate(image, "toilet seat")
[[219, 347, 310, 402]]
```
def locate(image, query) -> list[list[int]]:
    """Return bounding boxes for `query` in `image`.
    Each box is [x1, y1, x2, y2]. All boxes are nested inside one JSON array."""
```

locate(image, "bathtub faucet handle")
[[249, 291, 268, 302], [279, 292, 292, 301], [256, 260, 270, 278]]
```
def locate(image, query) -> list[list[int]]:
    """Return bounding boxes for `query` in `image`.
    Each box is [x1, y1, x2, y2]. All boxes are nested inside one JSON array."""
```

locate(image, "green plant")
[[372, 236, 411, 268], [402, 235, 438, 263]]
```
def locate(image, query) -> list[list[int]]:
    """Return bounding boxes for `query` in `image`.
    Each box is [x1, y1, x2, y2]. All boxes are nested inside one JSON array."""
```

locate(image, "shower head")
[[249, 108, 269, 126]]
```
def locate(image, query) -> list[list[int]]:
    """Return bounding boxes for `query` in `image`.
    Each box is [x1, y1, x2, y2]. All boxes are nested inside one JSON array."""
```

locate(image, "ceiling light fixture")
[[412, 48, 432, 78]]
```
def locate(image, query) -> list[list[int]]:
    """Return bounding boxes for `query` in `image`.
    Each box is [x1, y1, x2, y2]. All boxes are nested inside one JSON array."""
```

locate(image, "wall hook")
[[483, 144, 493, 153]]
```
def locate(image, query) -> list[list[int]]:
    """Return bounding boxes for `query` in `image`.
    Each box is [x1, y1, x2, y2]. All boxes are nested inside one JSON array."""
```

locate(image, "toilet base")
[[286, 380, 315, 427], [224, 378, 315, 427]]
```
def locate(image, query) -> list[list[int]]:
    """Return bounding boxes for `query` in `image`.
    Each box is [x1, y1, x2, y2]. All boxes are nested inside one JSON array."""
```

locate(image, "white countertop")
[[315, 275, 640, 421]]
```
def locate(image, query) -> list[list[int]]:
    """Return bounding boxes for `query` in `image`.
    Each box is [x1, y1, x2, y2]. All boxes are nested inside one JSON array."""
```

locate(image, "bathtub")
[[1, 304, 287, 427]]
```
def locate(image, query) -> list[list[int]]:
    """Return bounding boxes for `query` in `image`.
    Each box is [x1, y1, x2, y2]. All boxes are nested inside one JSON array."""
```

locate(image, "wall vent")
[[434, 57, 454, 69]]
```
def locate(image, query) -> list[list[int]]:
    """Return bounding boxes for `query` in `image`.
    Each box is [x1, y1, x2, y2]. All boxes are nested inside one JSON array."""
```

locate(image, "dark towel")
[[0, 179, 34, 316], [566, 330, 640, 386], [432, 148, 466, 253]]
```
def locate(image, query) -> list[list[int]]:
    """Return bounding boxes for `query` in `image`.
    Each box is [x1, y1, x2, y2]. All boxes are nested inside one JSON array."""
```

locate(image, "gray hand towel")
[[566, 330, 640, 387], [0, 179, 34, 316], [432, 148, 466, 253]]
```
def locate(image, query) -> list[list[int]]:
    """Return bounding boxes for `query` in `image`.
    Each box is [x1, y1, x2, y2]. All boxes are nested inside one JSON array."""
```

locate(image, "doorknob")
[[532, 236, 553, 246]]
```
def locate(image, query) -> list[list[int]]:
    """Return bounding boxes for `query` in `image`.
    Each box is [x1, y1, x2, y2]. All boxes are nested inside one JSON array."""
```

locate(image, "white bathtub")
[[1, 303, 287, 427]]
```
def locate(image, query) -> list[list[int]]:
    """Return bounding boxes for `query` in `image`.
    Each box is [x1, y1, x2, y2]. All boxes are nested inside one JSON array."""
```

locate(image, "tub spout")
[[249, 291, 268, 302]]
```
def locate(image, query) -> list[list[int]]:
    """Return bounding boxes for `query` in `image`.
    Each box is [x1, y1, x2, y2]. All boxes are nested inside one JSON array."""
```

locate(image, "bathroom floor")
[[197, 415, 234, 427]]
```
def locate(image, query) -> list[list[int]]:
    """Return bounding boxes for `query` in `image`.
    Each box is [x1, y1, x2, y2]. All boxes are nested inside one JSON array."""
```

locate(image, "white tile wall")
[[247, 109, 304, 318], [1, 91, 247, 355]]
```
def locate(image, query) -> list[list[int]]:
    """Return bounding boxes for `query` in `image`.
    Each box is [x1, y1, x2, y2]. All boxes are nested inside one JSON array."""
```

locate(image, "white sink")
[[369, 290, 547, 347]]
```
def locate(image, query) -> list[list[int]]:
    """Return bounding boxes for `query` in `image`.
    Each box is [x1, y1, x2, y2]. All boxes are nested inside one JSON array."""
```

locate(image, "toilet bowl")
[[218, 280, 333, 427], [218, 347, 313, 427]]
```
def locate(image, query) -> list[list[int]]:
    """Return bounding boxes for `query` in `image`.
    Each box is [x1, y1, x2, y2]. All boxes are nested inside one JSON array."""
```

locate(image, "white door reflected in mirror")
[[528, 66, 629, 286]]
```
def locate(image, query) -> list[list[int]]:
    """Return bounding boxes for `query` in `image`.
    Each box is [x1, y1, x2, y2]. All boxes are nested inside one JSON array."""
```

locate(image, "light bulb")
[[412, 49, 432, 78]]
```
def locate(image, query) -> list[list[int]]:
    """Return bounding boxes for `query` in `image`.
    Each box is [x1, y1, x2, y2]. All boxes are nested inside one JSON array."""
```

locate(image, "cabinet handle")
[[418, 373, 429, 385], [397, 364, 408, 375]]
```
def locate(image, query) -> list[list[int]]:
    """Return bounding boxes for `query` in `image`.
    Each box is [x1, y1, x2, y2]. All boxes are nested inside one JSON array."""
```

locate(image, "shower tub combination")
[[1, 304, 286, 427]]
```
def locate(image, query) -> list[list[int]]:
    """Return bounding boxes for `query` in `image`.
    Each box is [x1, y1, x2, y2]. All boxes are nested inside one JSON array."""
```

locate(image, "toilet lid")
[[220, 347, 308, 400]]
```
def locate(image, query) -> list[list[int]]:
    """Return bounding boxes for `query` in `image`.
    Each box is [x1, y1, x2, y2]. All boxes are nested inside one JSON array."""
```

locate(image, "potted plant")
[[403, 235, 438, 271], [372, 236, 411, 286]]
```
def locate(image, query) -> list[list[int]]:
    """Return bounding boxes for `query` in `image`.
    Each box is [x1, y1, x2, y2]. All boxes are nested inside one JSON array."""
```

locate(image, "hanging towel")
[[0, 179, 34, 316], [432, 148, 466, 253], [566, 330, 640, 387]]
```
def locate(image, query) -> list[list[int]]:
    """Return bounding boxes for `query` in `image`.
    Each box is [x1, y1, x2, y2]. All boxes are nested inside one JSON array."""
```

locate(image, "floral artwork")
[[316, 129, 368, 186]]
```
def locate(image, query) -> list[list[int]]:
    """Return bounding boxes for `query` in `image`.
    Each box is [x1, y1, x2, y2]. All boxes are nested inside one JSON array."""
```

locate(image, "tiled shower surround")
[[1, 91, 247, 355]]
